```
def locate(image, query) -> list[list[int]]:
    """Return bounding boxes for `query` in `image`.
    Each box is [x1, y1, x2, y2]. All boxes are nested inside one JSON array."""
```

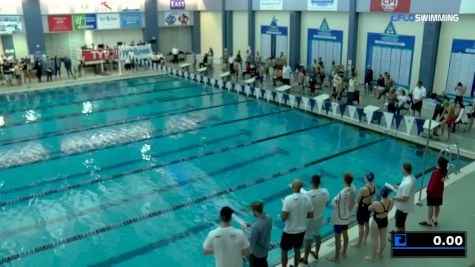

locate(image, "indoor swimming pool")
[[0, 75, 471, 266]]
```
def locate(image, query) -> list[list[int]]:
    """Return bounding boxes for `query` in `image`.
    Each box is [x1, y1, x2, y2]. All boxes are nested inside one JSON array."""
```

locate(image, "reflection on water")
[[82, 102, 93, 114], [24, 110, 40, 123]]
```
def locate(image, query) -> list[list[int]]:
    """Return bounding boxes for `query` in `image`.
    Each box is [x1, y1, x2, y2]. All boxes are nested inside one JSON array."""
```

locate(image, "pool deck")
[[275, 161, 475, 267]]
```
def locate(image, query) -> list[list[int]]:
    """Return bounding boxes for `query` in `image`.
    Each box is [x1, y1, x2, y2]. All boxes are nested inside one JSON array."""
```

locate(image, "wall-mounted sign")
[[370, 0, 411, 13], [170, 0, 185, 10], [446, 39, 475, 97], [120, 12, 142, 29], [308, 0, 338, 11], [82, 48, 118, 63], [96, 13, 120, 29], [97, 0, 118, 12], [74, 0, 96, 13], [47, 0, 71, 14], [73, 14, 97, 30], [460, 0, 475, 14], [307, 18, 343, 72], [0, 16, 22, 34], [118, 44, 152, 59], [260, 0, 283, 10], [0, 0, 19, 15], [162, 12, 191, 27], [121, 0, 141, 12], [260, 17, 288, 60], [48, 15, 73, 32]]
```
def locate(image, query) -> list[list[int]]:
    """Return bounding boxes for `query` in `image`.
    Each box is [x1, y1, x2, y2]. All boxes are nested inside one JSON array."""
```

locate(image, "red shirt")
[[426, 168, 447, 198]]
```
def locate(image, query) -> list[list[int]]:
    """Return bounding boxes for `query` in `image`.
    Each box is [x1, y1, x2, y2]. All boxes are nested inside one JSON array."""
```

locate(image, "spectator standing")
[[302, 175, 329, 265], [347, 75, 358, 105], [281, 179, 313, 267], [46, 58, 54, 82], [171, 47, 179, 64], [411, 81, 427, 117], [282, 63, 291, 86], [364, 65, 373, 95], [391, 163, 416, 237], [34, 57, 43, 82], [248, 201, 272, 267], [54, 56, 61, 78], [203, 206, 250, 267], [64, 56, 74, 78], [255, 51, 262, 67], [419, 157, 449, 227], [328, 173, 356, 262], [454, 82, 466, 105]]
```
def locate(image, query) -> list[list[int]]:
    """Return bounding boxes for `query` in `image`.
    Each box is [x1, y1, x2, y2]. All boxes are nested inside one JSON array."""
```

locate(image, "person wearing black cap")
[[352, 172, 377, 249], [364, 187, 393, 261], [203, 206, 250, 267], [419, 157, 449, 227]]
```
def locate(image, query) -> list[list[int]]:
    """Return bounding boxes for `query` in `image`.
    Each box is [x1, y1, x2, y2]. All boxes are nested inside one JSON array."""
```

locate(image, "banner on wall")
[[0, 16, 22, 34], [121, 0, 141, 12], [161, 12, 192, 27], [260, 17, 288, 60], [48, 15, 73, 32], [370, 0, 411, 12], [308, 0, 338, 11], [0, 0, 19, 15], [365, 22, 415, 89], [446, 39, 475, 97], [118, 44, 152, 59], [307, 18, 343, 73], [82, 48, 118, 63], [260, 0, 283, 10], [120, 12, 142, 29], [96, 13, 120, 30], [97, 0, 119, 12], [47, 0, 71, 14], [74, 0, 96, 13], [170, 0, 186, 10], [73, 14, 97, 30]]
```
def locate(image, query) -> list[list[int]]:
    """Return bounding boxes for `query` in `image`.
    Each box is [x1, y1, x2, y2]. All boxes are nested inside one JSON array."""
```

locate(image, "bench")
[[244, 77, 256, 86], [179, 63, 190, 70], [313, 94, 330, 102], [197, 67, 207, 73]]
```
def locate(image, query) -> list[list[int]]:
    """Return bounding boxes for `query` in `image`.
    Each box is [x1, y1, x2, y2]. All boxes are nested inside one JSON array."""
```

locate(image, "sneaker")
[[300, 259, 309, 266]]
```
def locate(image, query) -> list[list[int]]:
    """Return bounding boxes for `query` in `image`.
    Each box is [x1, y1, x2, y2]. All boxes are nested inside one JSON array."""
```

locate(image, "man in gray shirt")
[[248, 201, 272, 267]]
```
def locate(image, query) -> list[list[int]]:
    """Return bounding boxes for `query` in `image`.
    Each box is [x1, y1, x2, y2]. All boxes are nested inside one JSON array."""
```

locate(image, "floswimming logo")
[[170, 0, 185, 10], [391, 13, 460, 22]]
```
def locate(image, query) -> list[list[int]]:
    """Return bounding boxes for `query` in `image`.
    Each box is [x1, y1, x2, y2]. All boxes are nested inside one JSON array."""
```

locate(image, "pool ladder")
[[438, 144, 461, 175]]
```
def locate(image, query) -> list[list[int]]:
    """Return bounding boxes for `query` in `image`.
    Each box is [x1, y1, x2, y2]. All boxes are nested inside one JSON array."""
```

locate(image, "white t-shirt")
[[394, 175, 416, 213], [412, 86, 427, 101], [172, 48, 179, 55], [282, 193, 313, 234], [330, 185, 356, 225], [283, 66, 292, 79], [305, 188, 329, 220], [203, 226, 250, 267]]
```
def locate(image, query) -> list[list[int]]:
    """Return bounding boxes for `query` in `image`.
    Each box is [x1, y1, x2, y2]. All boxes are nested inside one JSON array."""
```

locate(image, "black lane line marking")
[[0, 129, 252, 195], [0, 91, 227, 147], [1, 80, 194, 115], [0, 122, 326, 207], [88, 187, 290, 267], [2, 85, 205, 128], [0, 137, 386, 265], [0, 148, 286, 238], [0, 75, 170, 103], [0, 99, 258, 171]]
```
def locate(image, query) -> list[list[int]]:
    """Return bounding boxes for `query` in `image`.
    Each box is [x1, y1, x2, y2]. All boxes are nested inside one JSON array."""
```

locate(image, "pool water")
[[0, 75, 470, 266]]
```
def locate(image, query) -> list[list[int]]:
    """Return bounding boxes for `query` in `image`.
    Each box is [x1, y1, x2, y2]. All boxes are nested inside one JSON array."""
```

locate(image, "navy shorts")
[[280, 232, 305, 251], [395, 209, 408, 228], [333, 224, 349, 234]]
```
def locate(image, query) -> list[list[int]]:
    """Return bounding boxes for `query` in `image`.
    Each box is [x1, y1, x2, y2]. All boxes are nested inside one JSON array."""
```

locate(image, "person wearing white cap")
[[352, 172, 377, 249], [203, 206, 250, 267]]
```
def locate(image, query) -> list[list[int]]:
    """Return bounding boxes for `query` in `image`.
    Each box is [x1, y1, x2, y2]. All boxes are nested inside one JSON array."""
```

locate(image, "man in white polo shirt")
[[393, 163, 416, 233], [281, 179, 314, 267], [282, 63, 292, 85], [411, 81, 427, 117], [203, 206, 250, 267]]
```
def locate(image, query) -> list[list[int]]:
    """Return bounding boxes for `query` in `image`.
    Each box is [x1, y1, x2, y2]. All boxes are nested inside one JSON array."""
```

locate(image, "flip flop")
[[419, 221, 432, 227]]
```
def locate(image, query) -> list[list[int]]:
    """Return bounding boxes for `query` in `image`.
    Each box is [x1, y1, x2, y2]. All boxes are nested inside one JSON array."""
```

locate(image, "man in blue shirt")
[[248, 201, 273, 267]]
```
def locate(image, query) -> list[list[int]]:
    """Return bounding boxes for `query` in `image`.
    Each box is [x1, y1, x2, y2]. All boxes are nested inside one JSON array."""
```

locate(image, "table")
[[220, 71, 231, 80], [179, 63, 190, 70], [275, 85, 292, 92], [244, 77, 256, 85], [364, 105, 380, 114], [313, 94, 330, 102], [197, 67, 207, 73]]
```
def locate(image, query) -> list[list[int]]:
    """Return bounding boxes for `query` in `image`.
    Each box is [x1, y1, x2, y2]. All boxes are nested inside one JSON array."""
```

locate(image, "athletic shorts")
[[356, 203, 371, 225], [395, 209, 408, 228], [427, 195, 443, 206], [304, 219, 322, 240], [333, 224, 349, 234], [412, 101, 423, 112], [249, 254, 268, 267], [280, 232, 305, 251]]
